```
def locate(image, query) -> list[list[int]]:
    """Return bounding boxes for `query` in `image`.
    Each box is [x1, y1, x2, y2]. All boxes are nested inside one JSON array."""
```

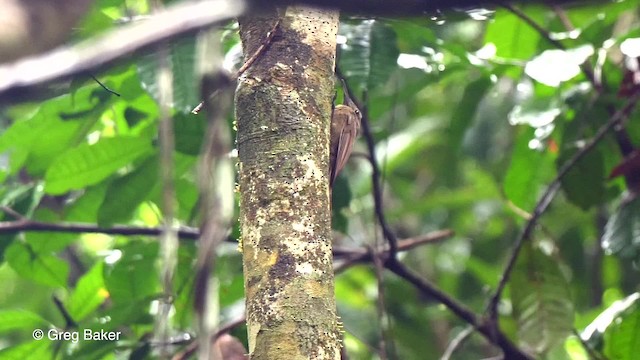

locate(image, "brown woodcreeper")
[[329, 79, 361, 187]]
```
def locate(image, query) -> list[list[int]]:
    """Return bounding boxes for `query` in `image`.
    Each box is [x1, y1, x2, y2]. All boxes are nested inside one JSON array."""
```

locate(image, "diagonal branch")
[[385, 258, 532, 359], [487, 92, 640, 316], [0, 0, 245, 100]]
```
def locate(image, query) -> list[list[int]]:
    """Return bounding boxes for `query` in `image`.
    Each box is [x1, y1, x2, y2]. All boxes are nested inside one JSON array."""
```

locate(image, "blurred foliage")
[[1, 0, 640, 359]]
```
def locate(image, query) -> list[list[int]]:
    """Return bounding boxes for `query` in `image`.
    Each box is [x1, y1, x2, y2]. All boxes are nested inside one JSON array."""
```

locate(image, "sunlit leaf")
[[104, 242, 159, 303], [503, 128, 555, 210], [0, 310, 49, 333], [44, 136, 153, 195], [604, 300, 640, 360], [510, 243, 574, 355], [5, 242, 69, 288], [66, 262, 108, 322]]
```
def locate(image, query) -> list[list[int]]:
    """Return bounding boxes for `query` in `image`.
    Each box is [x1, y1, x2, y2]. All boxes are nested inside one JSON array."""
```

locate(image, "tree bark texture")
[[236, 6, 340, 360]]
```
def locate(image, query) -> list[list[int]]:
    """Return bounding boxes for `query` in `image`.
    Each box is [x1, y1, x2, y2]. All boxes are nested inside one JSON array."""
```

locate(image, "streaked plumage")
[[329, 83, 361, 186]]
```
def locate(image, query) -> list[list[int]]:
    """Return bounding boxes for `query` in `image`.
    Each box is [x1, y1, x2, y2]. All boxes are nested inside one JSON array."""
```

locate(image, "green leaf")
[[0, 340, 53, 360], [339, 20, 400, 93], [44, 136, 153, 195], [0, 310, 49, 333], [0, 87, 111, 175], [581, 293, 640, 351], [510, 243, 574, 355], [503, 128, 555, 210], [604, 302, 640, 360], [137, 38, 199, 114], [485, 7, 543, 61], [557, 146, 605, 210], [443, 76, 493, 182], [67, 262, 108, 322], [65, 183, 109, 223], [25, 208, 76, 253], [602, 197, 640, 258], [97, 154, 159, 227], [104, 243, 159, 303], [5, 242, 69, 288], [174, 113, 206, 155]]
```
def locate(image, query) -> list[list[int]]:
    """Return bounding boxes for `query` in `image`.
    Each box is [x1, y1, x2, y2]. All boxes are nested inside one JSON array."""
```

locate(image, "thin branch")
[[440, 325, 474, 360], [337, 75, 400, 258], [52, 295, 78, 329], [487, 92, 640, 316], [90, 75, 121, 96], [385, 259, 532, 360], [333, 230, 454, 273], [0, 0, 245, 99], [171, 316, 246, 360], [192, 19, 281, 114], [0, 218, 201, 239], [501, 3, 598, 87], [154, 4, 178, 354], [369, 245, 391, 360]]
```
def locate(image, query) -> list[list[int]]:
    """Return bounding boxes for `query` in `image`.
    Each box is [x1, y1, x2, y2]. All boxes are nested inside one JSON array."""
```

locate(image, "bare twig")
[[440, 325, 474, 360], [0, 206, 26, 220], [191, 18, 280, 114], [193, 31, 236, 360], [0, 0, 245, 99], [52, 295, 78, 329], [0, 218, 200, 238], [154, 4, 178, 353], [90, 75, 121, 96], [171, 316, 246, 360], [385, 259, 532, 359], [337, 76, 399, 258], [501, 3, 598, 87], [369, 245, 391, 360], [333, 230, 454, 273], [487, 92, 640, 316]]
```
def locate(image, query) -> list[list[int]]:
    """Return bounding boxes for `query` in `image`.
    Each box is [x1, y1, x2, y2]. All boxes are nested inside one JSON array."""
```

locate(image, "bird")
[[329, 78, 362, 187]]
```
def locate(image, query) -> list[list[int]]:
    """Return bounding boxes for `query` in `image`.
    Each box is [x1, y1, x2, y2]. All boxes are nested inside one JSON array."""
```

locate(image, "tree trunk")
[[236, 6, 341, 360]]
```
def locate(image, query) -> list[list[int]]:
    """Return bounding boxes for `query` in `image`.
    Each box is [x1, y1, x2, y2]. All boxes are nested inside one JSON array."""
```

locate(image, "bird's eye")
[[355, 109, 360, 114]]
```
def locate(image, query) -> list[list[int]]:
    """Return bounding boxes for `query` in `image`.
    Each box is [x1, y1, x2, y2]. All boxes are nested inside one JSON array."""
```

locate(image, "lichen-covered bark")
[[236, 6, 340, 360]]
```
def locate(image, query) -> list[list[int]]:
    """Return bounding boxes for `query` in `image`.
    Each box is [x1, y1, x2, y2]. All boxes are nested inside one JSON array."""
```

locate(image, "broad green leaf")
[[503, 128, 555, 210], [510, 243, 574, 355], [44, 136, 153, 195], [104, 243, 159, 303], [604, 303, 640, 360], [67, 262, 108, 322], [581, 293, 640, 353], [0, 87, 112, 176], [0, 340, 53, 360], [97, 154, 159, 227], [557, 146, 605, 210], [65, 183, 109, 223], [485, 7, 543, 61], [0, 310, 49, 333], [174, 113, 206, 155], [138, 37, 199, 114], [443, 76, 493, 182], [339, 20, 400, 93], [175, 177, 199, 222], [5, 242, 69, 287], [602, 197, 640, 258]]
